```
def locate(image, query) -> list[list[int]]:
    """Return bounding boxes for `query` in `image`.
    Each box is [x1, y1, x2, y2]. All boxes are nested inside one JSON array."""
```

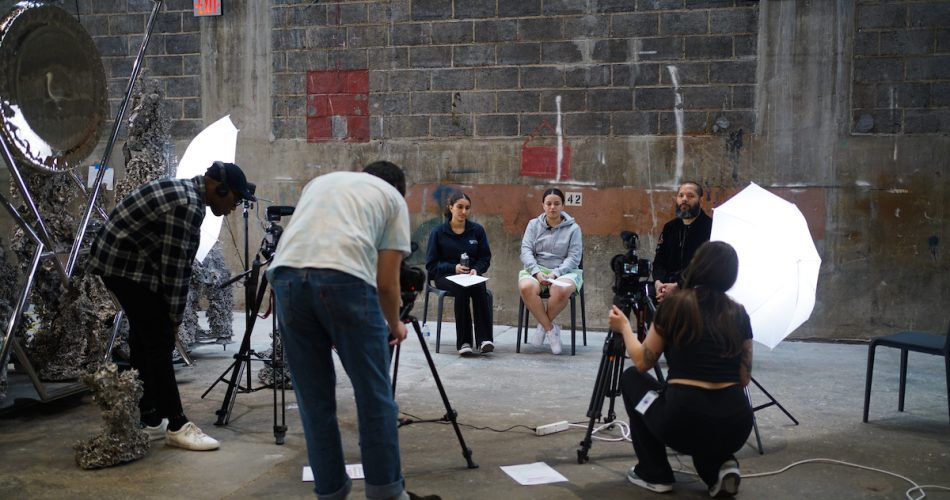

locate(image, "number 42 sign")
[[565, 192, 582, 206]]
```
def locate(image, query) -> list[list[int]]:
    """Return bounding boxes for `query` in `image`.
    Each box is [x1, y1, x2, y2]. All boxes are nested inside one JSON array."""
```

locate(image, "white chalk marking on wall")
[[556, 95, 564, 182], [638, 51, 657, 55], [645, 141, 658, 233], [895, 208, 901, 218], [667, 65, 684, 185]]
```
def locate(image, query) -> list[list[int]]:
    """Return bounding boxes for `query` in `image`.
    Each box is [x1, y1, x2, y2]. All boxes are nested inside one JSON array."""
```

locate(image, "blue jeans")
[[270, 267, 404, 500]]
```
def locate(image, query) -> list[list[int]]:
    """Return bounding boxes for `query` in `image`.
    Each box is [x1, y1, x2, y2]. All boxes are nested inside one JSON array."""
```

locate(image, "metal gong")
[[0, 2, 108, 173]]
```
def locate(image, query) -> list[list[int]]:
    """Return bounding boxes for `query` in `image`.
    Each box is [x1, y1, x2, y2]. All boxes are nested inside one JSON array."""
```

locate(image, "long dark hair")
[[542, 187, 565, 204], [653, 241, 744, 356], [443, 190, 471, 219]]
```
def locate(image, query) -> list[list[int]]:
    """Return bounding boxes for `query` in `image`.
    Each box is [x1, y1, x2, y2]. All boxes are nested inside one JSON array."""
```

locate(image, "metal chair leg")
[[863, 342, 877, 423], [898, 348, 908, 412]]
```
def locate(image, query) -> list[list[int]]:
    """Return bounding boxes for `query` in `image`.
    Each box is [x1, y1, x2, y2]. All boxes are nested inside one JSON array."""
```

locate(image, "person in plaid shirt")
[[88, 161, 255, 451]]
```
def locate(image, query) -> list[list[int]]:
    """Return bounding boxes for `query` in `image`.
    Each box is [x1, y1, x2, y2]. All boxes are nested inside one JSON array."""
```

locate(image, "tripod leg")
[[405, 318, 478, 469], [751, 376, 799, 425], [746, 387, 764, 455], [272, 296, 287, 445], [578, 332, 622, 464]]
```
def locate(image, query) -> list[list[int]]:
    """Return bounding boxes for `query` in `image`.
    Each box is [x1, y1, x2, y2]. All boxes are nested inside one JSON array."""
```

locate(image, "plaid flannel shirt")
[[88, 176, 206, 324]]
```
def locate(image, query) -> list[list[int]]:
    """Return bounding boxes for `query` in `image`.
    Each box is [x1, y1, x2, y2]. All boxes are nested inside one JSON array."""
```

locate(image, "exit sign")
[[194, 0, 222, 16]]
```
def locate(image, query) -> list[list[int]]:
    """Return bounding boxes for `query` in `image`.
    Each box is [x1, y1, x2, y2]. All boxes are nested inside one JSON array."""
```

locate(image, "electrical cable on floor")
[[731, 458, 950, 500], [399, 413, 948, 499], [568, 420, 631, 442], [398, 411, 534, 434]]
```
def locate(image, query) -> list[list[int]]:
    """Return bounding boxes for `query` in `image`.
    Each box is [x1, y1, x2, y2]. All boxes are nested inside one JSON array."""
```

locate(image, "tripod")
[[577, 281, 658, 464], [391, 303, 478, 469], [200, 201, 287, 444]]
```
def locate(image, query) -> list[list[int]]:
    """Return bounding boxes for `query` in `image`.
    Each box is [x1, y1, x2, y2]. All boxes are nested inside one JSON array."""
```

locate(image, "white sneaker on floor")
[[529, 324, 545, 347], [627, 467, 673, 493], [479, 340, 494, 353], [546, 324, 562, 355], [709, 460, 740, 497], [458, 343, 473, 355], [165, 422, 220, 451], [142, 418, 168, 441]]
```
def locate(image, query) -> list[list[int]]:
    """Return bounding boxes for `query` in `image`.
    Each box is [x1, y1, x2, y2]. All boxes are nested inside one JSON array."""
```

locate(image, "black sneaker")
[[408, 492, 442, 500], [458, 343, 473, 355], [709, 460, 740, 497]]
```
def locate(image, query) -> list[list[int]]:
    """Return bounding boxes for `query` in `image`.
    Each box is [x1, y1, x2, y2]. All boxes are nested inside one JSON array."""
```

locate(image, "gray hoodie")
[[520, 211, 583, 277]]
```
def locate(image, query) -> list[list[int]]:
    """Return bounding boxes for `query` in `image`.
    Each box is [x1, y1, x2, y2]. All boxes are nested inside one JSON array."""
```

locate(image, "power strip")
[[535, 420, 570, 436]]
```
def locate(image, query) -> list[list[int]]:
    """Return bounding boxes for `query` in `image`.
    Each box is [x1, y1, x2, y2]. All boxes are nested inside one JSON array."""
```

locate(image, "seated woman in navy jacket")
[[425, 191, 494, 356]]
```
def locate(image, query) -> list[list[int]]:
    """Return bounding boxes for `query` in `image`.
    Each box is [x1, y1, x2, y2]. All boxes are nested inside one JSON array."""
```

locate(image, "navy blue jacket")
[[425, 220, 492, 281]]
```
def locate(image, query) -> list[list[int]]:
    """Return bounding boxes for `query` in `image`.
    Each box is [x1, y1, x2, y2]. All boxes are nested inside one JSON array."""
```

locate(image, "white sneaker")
[[458, 343, 473, 355], [479, 340, 494, 353], [529, 324, 545, 347], [546, 324, 562, 355], [142, 418, 168, 441], [165, 422, 220, 451], [709, 460, 740, 497]]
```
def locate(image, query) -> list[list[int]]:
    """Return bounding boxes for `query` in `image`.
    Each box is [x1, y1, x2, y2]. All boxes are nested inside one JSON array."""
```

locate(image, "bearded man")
[[652, 181, 712, 301]]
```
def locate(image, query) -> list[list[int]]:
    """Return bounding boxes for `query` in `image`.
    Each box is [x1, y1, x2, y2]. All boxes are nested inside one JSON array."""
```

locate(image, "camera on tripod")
[[610, 231, 652, 308], [399, 244, 427, 316], [260, 205, 295, 259]]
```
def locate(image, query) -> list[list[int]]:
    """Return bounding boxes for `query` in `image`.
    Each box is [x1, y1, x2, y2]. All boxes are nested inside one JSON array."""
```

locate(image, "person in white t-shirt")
[[269, 162, 430, 500]]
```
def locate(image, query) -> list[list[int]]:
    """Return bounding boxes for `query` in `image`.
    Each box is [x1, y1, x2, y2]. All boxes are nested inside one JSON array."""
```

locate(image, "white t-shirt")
[[268, 171, 411, 287]]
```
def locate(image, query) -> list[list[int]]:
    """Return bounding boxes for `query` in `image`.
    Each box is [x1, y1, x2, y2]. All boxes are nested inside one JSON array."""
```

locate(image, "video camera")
[[260, 205, 295, 259], [610, 231, 653, 311], [400, 243, 427, 318]]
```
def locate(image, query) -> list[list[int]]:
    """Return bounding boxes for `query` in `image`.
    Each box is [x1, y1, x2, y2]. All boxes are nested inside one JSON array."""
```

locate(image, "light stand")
[[746, 377, 799, 454], [200, 200, 287, 444]]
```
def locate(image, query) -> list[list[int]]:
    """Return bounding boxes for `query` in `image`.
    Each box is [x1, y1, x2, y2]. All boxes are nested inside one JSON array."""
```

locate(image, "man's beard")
[[676, 203, 701, 219]]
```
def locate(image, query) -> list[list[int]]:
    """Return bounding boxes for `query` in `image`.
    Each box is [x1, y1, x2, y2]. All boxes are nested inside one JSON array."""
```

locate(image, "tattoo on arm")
[[642, 346, 658, 369]]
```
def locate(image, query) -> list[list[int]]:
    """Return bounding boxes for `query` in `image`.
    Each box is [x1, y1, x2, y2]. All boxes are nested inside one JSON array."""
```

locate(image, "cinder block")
[[541, 90, 586, 111], [685, 35, 733, 59], [145, 55, 183, 77], [519, 18, 564, 42], [856, 4, 907, 30], [854, 57, 905, 83], [409, 46, 452, 68], [165, 33, 200, 54], [476, 114, 519, 137], [660, 61, 709, 85], [328, 94, 369, 116], [563, 112, 610, 136], [456, 0, 496, 19], [307, 116, 332, 141], [638, 36, 684, 61], [497, 91, 541, 113], [109, 13, 145, 35], [613, 63, 661, 87], [498, 43, 541, 65], [589, 89, 633, 111], [390, 70, 431, 91], [432, 21, 474, 44], [594, 0, 639, 14], [592, 39, 630, 63], [308, 71, 346, 94], [347, 116, 370, 142], [347, 26, 389, 48], [566, 65, 612, 88], [431, 115, 474, 137], [522, 67, 565, 88], [476, 67, 519, 89], [412, 0, 453, 21], [542, 42, 584, 64], [876, 82, 931, 108], [500, 1, 542, 17], [613, 111, 658, 135], [661, 11, 709, 36], [412, 92, 452, 114], [329, 3, 367, 25], [881, 30, 934, 56], [564, 14, 609, 38], [635, 87, 675, 111], [392, 23, 431, 46], [709, 61, 755, 84], [659, 110, 709, 135], [545, 0, 588, 16], [682, 86, 730, 109], [453, 92, 496, 113], [432, 69, 476, 90], [611, 13, 659, 37], [454, 45, 496, 66], [709, 7, 759, 35], [909, 2, 950, 29], [383, 115, 430, 138], [475, 20, 518, 42]]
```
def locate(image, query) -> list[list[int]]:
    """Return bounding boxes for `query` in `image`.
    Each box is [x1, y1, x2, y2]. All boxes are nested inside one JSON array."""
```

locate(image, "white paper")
[[500, 462, 569, 486], [550, 278, 573, 288], [302, 464, 365, 482], [445, 274, 489, 288]]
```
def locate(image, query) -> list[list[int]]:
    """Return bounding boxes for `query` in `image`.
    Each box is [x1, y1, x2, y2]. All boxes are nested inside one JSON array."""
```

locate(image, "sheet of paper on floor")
[[500, 462, 569, 485], [303, 464, 365, 482]]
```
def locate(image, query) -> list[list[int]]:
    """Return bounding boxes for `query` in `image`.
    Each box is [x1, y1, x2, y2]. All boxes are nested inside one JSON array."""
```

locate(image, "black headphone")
[[213, 161, 230, 197]]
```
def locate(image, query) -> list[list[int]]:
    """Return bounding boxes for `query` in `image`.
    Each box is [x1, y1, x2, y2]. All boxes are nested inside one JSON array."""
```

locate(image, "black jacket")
[[652, 210, 712, 285], [425, 220, 492, 281]]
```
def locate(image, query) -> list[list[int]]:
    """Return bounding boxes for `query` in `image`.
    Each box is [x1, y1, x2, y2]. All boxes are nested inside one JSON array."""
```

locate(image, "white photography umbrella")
[[175, 115, 239, 263], [710, 183, 821, 349]]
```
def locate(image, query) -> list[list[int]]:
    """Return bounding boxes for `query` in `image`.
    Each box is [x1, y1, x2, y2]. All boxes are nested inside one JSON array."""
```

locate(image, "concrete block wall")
[[2, 1, 945, 341], [271, 0, 759, 141], [853, 0, 950, 134]]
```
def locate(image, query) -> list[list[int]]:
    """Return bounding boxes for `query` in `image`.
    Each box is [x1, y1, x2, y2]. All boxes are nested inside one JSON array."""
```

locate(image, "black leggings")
[[434, 277, 492, 349], [621, 367, 753, 487], [102, 276, 185, 422]]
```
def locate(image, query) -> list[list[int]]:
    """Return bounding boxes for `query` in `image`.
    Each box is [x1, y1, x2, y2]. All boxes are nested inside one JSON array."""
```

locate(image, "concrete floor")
[[1, 312, 948, 500]]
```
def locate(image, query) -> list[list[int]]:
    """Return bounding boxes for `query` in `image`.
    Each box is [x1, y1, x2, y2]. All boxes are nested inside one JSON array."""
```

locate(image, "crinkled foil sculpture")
[[74, 362, 149, 469]]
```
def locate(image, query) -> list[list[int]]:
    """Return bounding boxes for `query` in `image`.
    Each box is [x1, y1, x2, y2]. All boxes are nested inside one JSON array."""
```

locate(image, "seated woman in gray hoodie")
[[518, 188, 583, 354]]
